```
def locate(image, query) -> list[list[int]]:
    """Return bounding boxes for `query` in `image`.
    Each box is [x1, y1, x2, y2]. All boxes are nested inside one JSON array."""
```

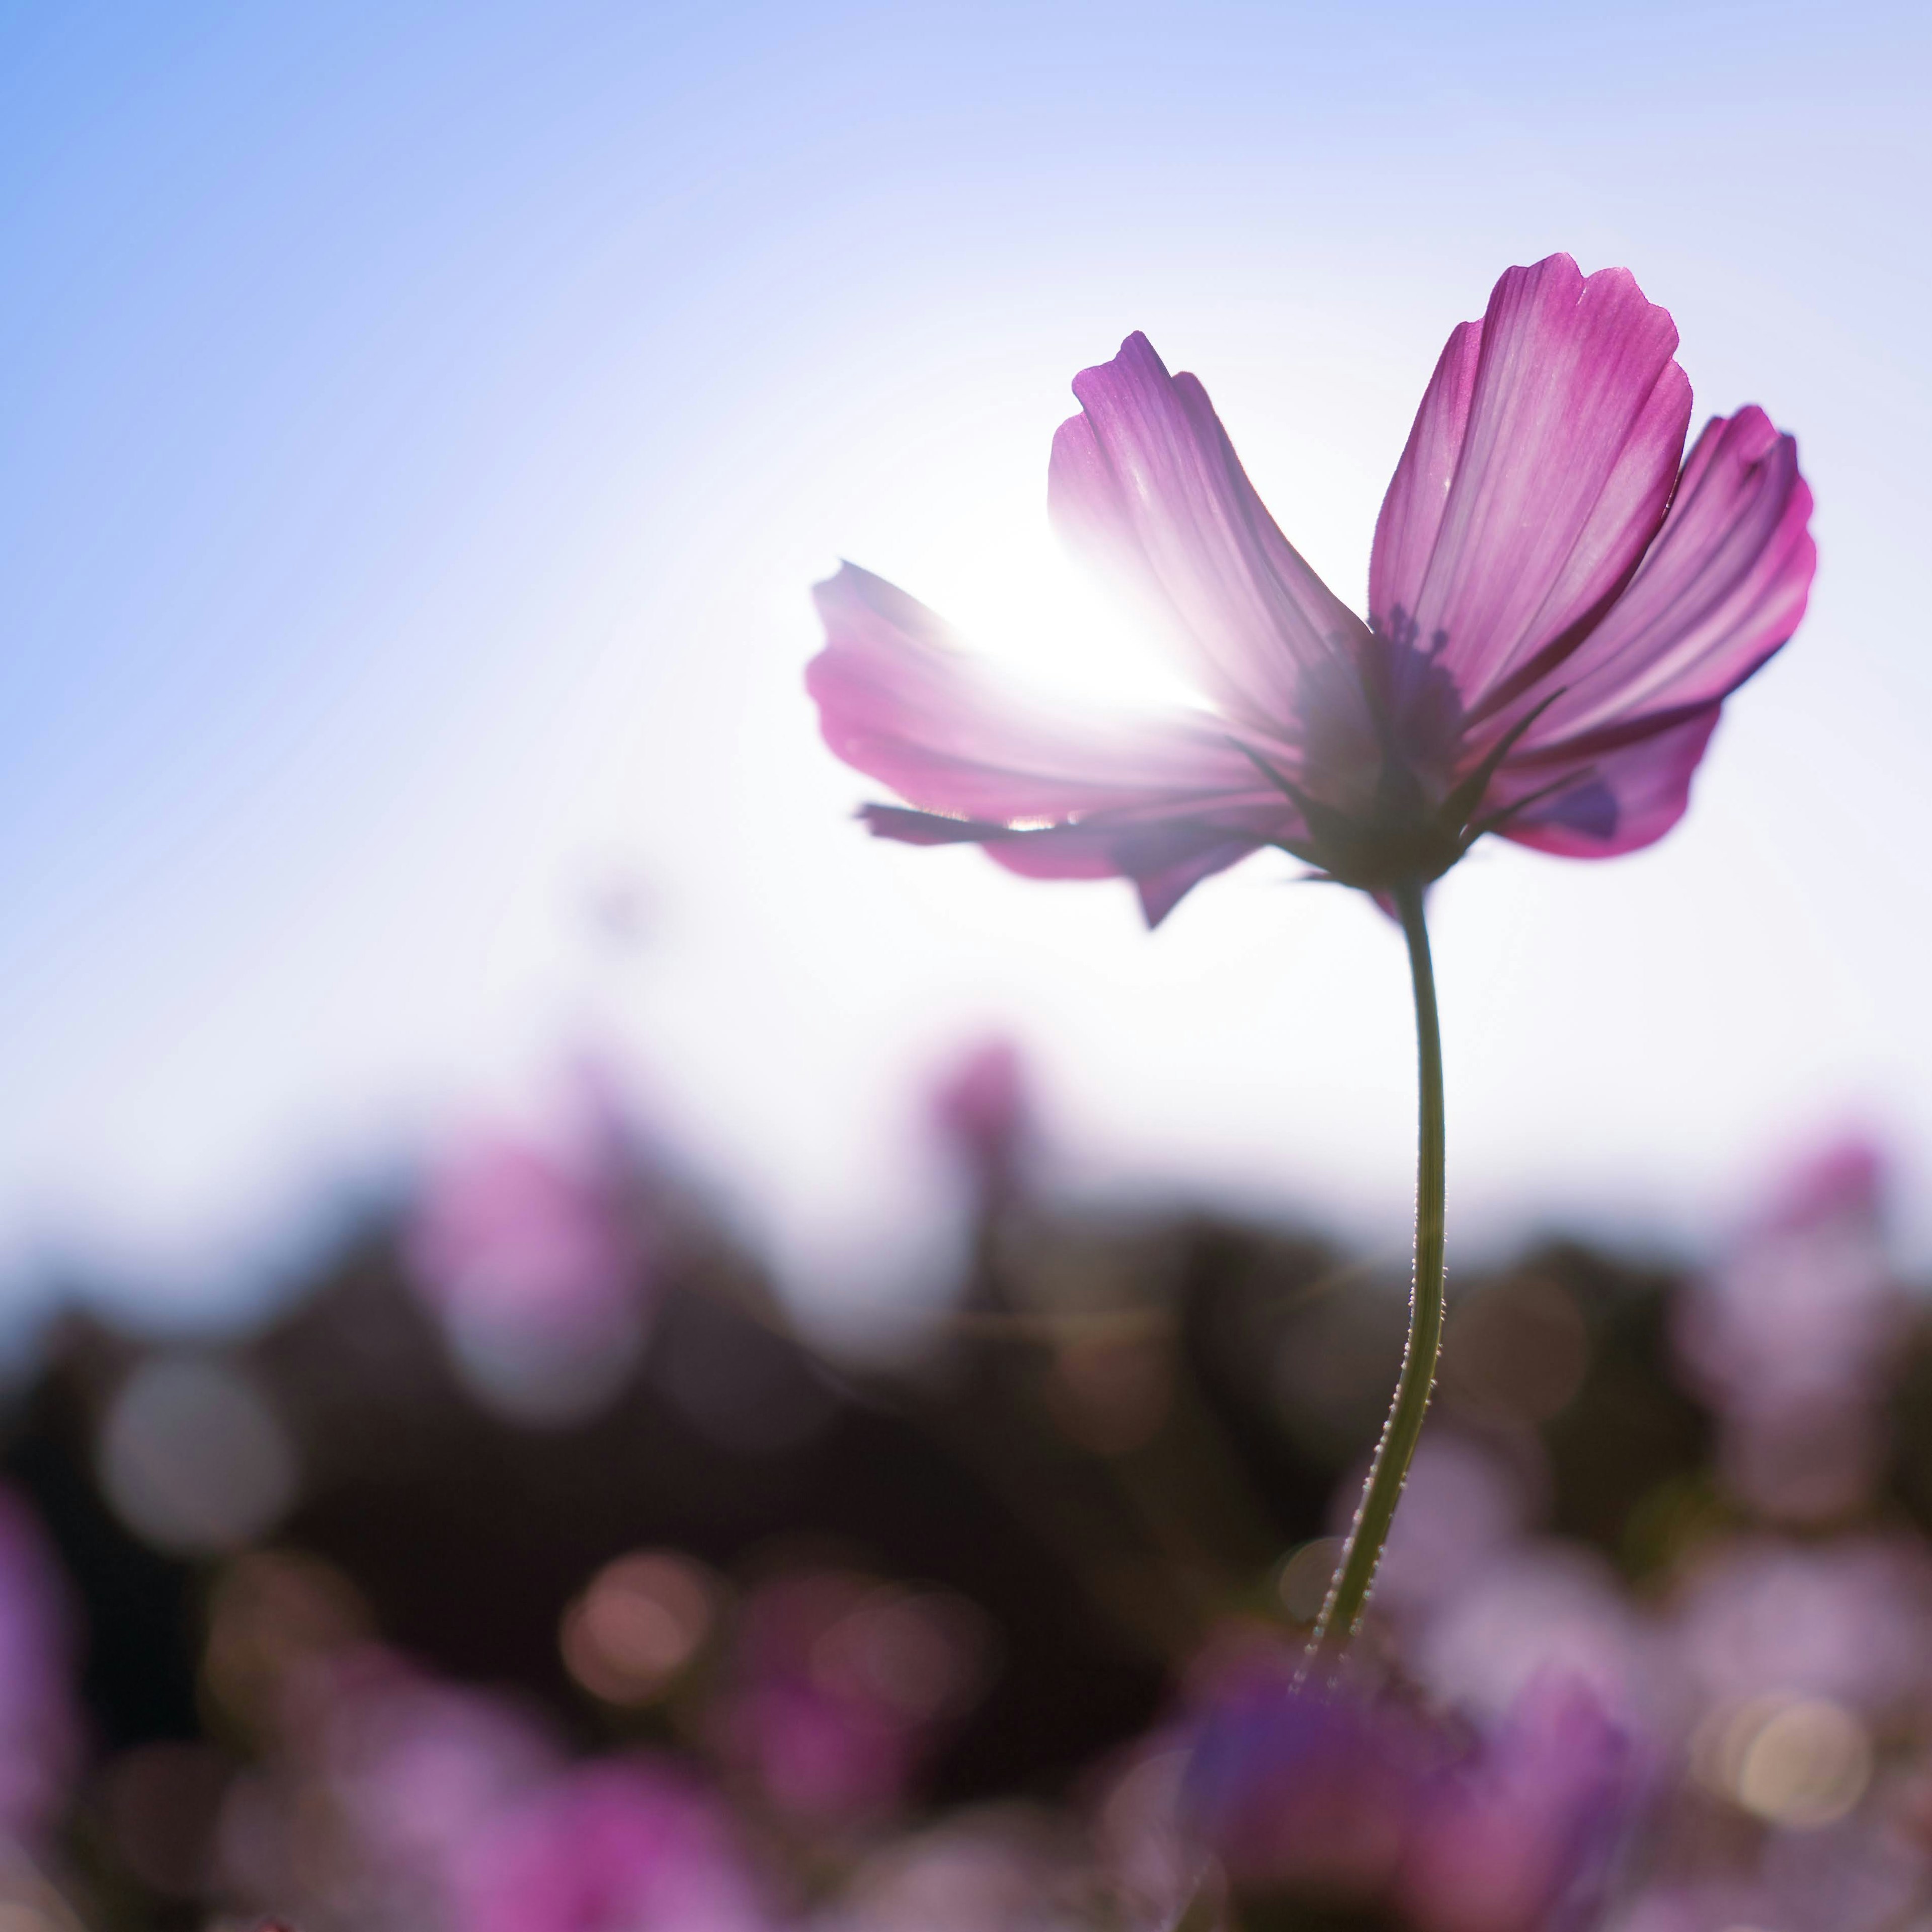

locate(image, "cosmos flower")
[[808, 254, 1814, 924], [1184, 1654, 1632, 1932], [1184, 1662, 1433, 1897]]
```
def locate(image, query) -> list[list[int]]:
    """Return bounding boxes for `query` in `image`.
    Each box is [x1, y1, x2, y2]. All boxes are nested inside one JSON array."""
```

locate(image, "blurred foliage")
[[0, 1095, 1921, 1928]]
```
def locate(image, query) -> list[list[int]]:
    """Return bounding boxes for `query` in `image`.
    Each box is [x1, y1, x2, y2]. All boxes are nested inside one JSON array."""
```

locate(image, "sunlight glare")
[[903, 463, 1206, 723], [964, 535, 1198, 717]]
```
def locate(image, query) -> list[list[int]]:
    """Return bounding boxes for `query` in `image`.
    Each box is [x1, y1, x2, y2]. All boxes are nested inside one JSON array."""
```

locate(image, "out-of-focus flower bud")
[[713, 1569, 992, 1830], [929, 1038, 1033, 1212], [406, 1081, 660, 1425], [1676, 1136, 1907, 1522]]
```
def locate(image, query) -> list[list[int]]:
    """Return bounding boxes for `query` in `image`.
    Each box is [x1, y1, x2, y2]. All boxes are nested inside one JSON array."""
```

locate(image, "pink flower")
[[453, 1759, 775, 1932], [1675, 1136, 1907, 1520], [929, 1037, 1032, 1204], [0, 1487, 80, 1842], [1670, 1532, 1932, 1718], [309, 1650, 561, 1890], [408, 1132, 647, 1345], [405, 1085, 660, 1423], [1396, 1679, 1632, 1932], [712, 1570, 991, 1829], [1184, 1652, 1633, 1931], [1184, 1663, 1432, 1894], [809, 255, 1814, 923]]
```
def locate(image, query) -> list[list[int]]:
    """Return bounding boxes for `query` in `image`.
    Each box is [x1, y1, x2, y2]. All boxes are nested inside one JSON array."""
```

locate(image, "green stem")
[[1307, 877, 1446, 1662]]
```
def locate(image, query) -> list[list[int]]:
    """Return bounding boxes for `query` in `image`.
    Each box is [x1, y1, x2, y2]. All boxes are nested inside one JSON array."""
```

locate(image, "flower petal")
[[858, 806, 1267, 928], [1050, 333, 1373, 728], [1488, 703, 1723, 859], [1510, 408, 1814, 744], [1371, 256, 1692, 710], [983, 819, 1267, 927], [807, 562, 1260, 821], [810, 564, 1290, 924], [1370, 317, 1483, 641]]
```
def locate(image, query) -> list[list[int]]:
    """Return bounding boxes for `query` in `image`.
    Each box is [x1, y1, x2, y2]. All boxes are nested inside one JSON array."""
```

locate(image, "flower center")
[[1284, 625, 1472, 890]]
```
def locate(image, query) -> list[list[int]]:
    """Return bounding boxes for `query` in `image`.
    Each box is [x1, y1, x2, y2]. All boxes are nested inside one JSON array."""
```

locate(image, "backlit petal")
[[985, 819, 1268, 927], [1370, 318, 1482, 646], [1512, 409, 1814, 744], [1371, 256, 1691, 711], [807, 562, 1259, 823], [1050, 334, 1372, 728], [859, 806, 1269, 929], [1489, 703, 1722, 859]]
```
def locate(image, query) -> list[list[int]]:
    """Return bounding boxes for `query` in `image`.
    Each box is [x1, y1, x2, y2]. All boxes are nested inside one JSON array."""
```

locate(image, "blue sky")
[[3, 1, 1928, 1317]]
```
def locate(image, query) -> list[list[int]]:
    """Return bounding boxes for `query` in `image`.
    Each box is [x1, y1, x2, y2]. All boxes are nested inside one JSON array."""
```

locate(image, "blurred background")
[[3, 1, 1931, 1925]]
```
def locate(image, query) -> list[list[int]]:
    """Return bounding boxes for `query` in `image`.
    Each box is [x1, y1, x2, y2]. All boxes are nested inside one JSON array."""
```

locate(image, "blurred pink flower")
[[0, 1486, 80, 1843], [1676, 1136, 1907, 1520], [455, 1759, 774, 1932], [1354, 1431, 1531, 1627], [1612, 1884, 1785, 1932], [809, 254, 1813, 923], [929, 1038, 1033, 1206], [1396, 1678, 1631, 1932], [831, 1805, 1090, 1932], [1670, 1532, 1932, 1719], [1622, 1811, 1932, 1932], [311, 1650, 561, 1889], [409, 1136, 645, 1340], [1184, 1649, 1632, 1930], [407, 1087, 659, 1422], [1093, 1738, 1200, 1931], [1415, 1543, 1660, 1746], [1184, 1661, 1429, 1895], [931, 1038, 1027, 1173], [714, 1572, 989, 1829], [723, 1676, 913, 1827], [214, 1647, 563, 1922], [251, 1651, 775, 1932]]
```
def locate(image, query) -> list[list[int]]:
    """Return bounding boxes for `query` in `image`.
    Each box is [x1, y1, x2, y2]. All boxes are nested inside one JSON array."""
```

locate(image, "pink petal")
[[1370, 256, 1692, 711], [1049, 333, 1373, 729], [984, 820, 1268, 926], [1370, 317, 1483, 641], [1488, 703, 1722, 859], [807, 563, 1261, 822], [858, 805, 1270, 929], [809, 564, 1291, 924], [1510, 408, 1814, 744]]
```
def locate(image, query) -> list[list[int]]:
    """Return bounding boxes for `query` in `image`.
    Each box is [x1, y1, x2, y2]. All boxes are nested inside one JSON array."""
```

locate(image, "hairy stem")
[[1307, 877, 1445, 1662]]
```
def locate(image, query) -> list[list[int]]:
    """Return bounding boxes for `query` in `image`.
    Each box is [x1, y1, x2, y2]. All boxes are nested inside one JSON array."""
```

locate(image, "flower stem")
[[1307, 877, 1446, 1662]]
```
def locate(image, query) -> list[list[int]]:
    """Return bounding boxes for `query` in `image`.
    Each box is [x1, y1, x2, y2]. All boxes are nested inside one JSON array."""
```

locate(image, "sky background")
[[2, 0, 1928, 1325]]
